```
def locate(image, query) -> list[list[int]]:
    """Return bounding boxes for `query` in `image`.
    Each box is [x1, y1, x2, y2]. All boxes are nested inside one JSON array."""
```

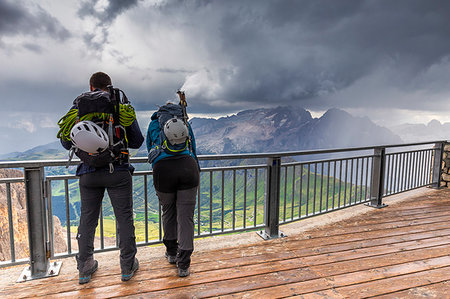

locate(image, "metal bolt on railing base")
[[256, 230, 287, 240], [17, 261, 62, 283]]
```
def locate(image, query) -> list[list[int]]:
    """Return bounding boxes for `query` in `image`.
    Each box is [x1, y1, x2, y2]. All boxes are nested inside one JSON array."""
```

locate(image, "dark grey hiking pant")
[[76, 170, 136, 272], [153, 155, 199, 269], [157, 188, 197, 250]]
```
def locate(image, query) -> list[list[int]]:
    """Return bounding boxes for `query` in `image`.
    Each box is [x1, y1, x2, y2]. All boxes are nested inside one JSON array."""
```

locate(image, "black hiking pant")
[[76, 170, 136, 272], [153, 155, 199, 269]]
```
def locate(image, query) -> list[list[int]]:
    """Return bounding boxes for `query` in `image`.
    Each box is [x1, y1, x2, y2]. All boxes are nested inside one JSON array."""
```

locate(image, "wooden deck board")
[[1, 188, 449, 298]]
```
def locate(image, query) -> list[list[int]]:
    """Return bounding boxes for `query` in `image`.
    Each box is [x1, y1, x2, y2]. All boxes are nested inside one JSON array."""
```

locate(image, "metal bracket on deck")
[[365, 202, 388, 209], [17, 261, 62, 283], [257, 230, 287, 240]]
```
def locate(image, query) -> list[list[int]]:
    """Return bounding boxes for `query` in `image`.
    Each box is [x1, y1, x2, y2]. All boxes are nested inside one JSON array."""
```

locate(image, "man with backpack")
[[58, 72, 144, 284], [146, 92, 200, 277]]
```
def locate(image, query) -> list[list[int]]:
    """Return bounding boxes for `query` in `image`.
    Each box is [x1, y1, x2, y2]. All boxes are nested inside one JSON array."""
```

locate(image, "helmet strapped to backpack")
[[163, 118, 189, 145], [157, 103, 191, 154], [70, 120, 109, 153], [67, 87, 132, 170]]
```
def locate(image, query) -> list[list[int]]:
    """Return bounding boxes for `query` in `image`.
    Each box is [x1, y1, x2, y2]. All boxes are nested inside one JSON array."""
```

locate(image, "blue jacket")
[[61, 107, 144, 176], [146, 111, 198, 168]]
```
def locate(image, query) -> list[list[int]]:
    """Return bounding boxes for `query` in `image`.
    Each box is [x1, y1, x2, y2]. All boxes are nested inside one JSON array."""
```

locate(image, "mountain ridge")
[[1, 106, 403, 159]]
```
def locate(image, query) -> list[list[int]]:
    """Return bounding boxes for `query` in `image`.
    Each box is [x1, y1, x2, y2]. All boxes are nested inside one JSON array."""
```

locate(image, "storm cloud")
[[1, 0, 450, 153], [0, 0, 70, 41]]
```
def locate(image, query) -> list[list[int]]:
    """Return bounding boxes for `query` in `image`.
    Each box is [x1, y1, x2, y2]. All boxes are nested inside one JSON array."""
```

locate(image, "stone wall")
[[441, 143, 450, 187]]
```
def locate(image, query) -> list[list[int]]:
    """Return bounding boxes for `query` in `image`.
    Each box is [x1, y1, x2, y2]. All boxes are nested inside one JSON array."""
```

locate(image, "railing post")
[[431, 142, 444, 188], [18, 167, 61, 283], [257, 157, 286, 240], [366, 147, 387, 209]]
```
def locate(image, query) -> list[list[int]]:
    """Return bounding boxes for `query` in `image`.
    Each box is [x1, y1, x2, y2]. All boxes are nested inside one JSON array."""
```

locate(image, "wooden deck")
[[1, 188, 449, 298]]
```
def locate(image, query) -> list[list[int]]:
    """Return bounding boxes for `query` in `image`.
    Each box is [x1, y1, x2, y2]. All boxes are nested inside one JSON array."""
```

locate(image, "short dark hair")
[[89, 72, 112, 90]]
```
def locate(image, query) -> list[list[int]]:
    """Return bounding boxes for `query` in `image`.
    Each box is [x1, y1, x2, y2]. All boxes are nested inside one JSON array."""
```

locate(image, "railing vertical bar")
[[232, 169, 236, 230], [209, 171, 213, 234], [384, 155, 389, 195], [289, 166, 294, 219], [352, 158, 356, 203], [396, 153, 401, 193], [99, 207, 104, 249], [423, 150, 428, 185], [386, 155, 391, 195], [419, 150, 424, 186], [64, 179, 71, 254], [413, 151, 418, 188], [424, 150, 428, 186], [392, 154, 397, 193], [354, 158, 358, 203], [365, 157, 369, 200], [283, 166, 287, 222], [197, 182, 201, 236], [254, 168, 258, 227], [406, 152, 411, 190], [338, 160, 343, 207], [6, 183, 16, 262], [326, 161, 330, 211], [428, 149, 433, 184], [332, 161, 336, 208], [221, 170, 225, 231], [306, 164, 310, 215], [411, 151, 416, 188], [344, 159, 348, 206], [419, 150, 423, 187], [46, 180, 55, 258], [423, 150, 427, 186], [397, 153, 402, 192], [359, 158, 365, 202], [402, 152, 406, 191], [409, 152, 414, 189], [426, 150, 430, 184], [243, 169, 247, 228], [292, 165, 297, 218], [390, 154, 394, 193], [298, 165, 303, 217], [312, 163, 317, 214], [405, 152, 410, 190], [408, 152, 413, 189], [144, 175, 148, 243], [400, 153, 405, 192], [319, 162, 324, 212], [359, 158, 364, 202]]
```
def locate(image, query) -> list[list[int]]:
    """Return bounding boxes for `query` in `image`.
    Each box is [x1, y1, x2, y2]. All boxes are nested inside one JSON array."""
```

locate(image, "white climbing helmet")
[[163, 118, 188, 145], [70, 120, 109, 153]]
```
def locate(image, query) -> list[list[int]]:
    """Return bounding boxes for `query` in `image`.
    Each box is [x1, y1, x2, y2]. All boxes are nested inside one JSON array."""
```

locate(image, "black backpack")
[[70, 87, 129, 170]]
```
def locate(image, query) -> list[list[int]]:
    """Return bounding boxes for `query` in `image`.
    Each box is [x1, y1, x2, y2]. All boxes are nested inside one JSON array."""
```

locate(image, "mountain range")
[[391, 119, 450, 143], [191, 106, 402, 154], [1, 106, 404, 160]]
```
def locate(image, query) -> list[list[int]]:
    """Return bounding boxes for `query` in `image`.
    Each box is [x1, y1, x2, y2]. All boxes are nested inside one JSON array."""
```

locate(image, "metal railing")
[[0, 141, 446, 281]]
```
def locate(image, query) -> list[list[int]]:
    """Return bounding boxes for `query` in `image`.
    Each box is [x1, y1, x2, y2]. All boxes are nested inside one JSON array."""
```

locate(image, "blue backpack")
[[148, 103, 191, 163]]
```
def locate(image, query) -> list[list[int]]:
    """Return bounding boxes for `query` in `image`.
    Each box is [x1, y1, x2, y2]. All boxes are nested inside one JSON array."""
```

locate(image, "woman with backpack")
[[146, 97, 200, 277]]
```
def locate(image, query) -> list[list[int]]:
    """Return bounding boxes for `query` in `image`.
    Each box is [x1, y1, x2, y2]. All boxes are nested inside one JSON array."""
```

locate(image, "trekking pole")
[[177, 90, 189, 123]]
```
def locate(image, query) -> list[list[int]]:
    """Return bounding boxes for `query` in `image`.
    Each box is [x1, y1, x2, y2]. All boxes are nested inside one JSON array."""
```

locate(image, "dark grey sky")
[[1, 0, 450, 153]]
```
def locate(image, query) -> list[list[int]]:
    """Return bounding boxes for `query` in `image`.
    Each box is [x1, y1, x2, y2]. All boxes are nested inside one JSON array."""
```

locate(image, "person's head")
[[89, 72, 112, 91]]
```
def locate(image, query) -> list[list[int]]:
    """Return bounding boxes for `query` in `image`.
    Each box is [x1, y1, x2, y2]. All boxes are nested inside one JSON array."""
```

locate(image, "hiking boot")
[[165, 252, 177, 264], [178, 267, 190, 277], [121, 258, 139, 282], [78, 259, 98, 284]]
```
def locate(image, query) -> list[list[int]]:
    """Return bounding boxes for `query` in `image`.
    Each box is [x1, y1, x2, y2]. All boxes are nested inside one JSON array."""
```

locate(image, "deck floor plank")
[[1, 188, 449, 298]]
